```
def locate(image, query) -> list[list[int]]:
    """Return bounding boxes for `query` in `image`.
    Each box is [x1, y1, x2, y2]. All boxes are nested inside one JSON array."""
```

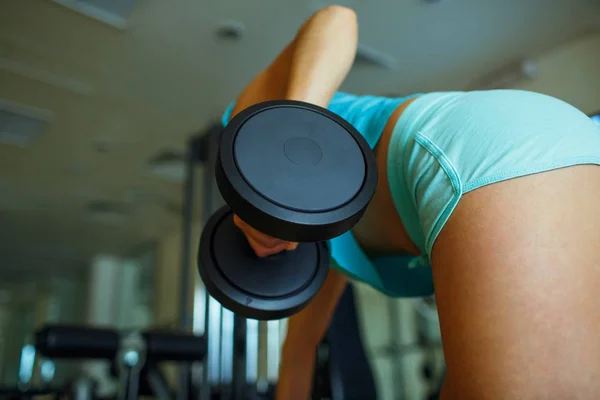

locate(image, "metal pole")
[[179, 137, 197, 330], [232, 315, 247, 400], [177, 137, 199, 400], [387, 299, 405, 400], [177, 125, 223, 400], [199, 289, 211, 400], [199, 126, 223, 400]]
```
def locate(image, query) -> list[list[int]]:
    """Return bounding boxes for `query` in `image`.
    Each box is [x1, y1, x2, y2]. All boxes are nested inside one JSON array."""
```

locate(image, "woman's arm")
[[230, 5, 359, 257], [276, 269, 348, 400], [231, 5, 358, 116], [284, 5, 358, 107], [228, 10, 356, 395]]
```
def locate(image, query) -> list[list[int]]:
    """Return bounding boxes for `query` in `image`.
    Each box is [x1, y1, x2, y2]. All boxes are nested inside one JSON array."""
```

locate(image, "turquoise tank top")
[[222, 92, 434, 298]]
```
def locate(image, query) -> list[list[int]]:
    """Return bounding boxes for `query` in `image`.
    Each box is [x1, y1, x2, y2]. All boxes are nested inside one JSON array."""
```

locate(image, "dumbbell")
[[197, 100, 378, 320]]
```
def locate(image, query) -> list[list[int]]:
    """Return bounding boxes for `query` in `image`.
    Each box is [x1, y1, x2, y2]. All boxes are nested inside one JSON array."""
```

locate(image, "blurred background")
[[0, 0, 599, 399]]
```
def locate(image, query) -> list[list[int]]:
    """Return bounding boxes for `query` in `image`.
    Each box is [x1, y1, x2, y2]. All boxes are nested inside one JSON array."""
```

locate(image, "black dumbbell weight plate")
[[216, 100, 378, 242], [198, 206, 330, 320]]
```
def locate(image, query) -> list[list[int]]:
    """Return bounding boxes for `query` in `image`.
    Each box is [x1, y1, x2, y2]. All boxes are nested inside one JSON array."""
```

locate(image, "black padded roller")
[[143, 331, 206, 362], [35, 325, 207, 362], [35, 325, 119, 359]]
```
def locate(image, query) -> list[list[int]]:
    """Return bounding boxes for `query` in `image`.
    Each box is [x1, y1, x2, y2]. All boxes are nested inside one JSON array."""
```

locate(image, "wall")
[[154, 228, 189, 328], [513, 32, 600, 114], [0, 274, 89, 387]]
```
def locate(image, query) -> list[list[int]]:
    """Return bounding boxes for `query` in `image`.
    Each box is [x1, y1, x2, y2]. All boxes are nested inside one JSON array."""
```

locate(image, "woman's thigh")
[[431, 164, 600, 399]]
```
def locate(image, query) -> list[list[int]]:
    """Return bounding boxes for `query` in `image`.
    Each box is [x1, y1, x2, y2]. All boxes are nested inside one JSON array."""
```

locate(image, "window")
[[53, 0, 139, 29]]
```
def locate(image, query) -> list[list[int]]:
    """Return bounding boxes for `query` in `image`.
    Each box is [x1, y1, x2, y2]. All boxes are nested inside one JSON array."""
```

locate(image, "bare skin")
[[434, 165, 600, 399], [351, 97, 420, 258], [227, 5, 600, 400]]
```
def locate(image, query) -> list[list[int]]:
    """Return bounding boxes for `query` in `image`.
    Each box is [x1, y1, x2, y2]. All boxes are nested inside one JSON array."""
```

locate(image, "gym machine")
[[0, 385, 67, 400], [35, 324, 206, 400], [182, 123, 272, 399], [311, 284, 379, 400]]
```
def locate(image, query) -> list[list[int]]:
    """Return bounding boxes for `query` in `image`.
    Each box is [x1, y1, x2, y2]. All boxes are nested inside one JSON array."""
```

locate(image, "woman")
[[223, 6, 600, 399]]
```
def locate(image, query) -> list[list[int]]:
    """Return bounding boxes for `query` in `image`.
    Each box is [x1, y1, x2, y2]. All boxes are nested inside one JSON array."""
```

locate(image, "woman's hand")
[[233, 214, 298, 257]]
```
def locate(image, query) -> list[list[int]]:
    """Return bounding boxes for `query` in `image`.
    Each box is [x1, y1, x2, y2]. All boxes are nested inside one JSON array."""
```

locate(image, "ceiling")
[[0, 0, 599, 279]]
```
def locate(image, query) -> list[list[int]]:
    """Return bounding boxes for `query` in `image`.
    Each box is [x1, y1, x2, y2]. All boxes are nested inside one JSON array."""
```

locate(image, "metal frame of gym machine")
[[181, 125, 263, 400], [29, 126, 250, 400], [25, 123, 275, 400]]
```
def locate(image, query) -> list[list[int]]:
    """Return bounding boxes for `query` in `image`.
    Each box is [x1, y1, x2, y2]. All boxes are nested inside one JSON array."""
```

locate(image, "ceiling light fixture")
[[147, 149, 186, 182], [468, 59, 538, 90], [0, 100, 52, 148], [215, 20, 245, 40], [86, 201, 131, 224]]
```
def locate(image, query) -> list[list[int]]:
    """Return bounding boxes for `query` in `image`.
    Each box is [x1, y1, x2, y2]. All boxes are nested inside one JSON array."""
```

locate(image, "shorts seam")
[[413, 132, 463, 255], [463, 157, 600, 193]]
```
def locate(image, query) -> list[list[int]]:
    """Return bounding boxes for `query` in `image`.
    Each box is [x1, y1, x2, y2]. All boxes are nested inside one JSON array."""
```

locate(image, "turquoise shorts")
[[390, 89, 600, 258], [330, 90, 600, 297]]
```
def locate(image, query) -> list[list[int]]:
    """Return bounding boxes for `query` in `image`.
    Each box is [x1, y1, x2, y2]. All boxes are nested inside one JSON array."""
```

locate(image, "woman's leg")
[[431, 165, 600, 399]]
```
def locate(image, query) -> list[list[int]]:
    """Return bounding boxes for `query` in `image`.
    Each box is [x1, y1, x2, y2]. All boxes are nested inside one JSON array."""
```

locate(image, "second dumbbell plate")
[[198, 206, 330, 320]]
